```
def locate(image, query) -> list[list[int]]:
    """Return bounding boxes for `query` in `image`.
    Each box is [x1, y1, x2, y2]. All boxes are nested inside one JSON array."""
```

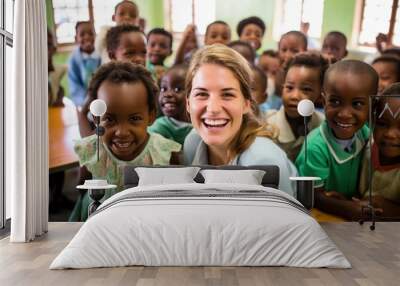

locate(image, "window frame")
[[51, 0, 95, 47], [272, 0, 325, 41], [1, 0, 14, 231], [357, 0, 399, 46]]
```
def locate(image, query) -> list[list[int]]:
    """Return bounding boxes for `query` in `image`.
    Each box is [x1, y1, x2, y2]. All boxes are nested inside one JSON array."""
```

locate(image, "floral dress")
[[69, 133, 181, 221]]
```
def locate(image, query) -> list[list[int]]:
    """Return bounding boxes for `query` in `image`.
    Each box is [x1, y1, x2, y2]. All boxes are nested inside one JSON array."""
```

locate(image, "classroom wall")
[[135, 0, 165, 29], [215, 0, 276, 49], [47, 0, 362, 54], [47, 0, 367, 95], [321, 0, 356, 44]]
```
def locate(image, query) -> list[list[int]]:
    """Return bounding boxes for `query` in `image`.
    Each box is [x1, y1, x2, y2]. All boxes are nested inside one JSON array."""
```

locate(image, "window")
[[52, 0, 90, 44], [1, 0, 14, 229], [358, 0, 399, 46], [273, 0, 325, 40], [167, 0, 216, 35], [92, 0, 120, 35], [52, 0, 123, 45]]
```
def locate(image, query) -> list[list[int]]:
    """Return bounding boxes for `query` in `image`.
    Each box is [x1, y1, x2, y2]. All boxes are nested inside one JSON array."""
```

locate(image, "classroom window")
[[92, 0, 121, 35], [52, 0, 139, 45], [1, 0, 14, 229], [52, 0, 90, 44], [358, 0, 400, 46], [167, 0, 216, 35], [273, 0, 324, 40]]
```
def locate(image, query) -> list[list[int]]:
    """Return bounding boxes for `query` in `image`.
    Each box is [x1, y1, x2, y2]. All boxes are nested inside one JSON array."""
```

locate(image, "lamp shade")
[[297, 99, 315, 117], [90, 99, 107, 117]]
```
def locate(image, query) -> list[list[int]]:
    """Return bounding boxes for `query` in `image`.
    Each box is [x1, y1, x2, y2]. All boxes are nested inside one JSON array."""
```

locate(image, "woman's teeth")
[[203, 119, 229, 127]]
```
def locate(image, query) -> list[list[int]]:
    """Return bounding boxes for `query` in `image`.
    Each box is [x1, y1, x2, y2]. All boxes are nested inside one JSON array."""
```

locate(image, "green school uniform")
[[295, 121, 369, 198], [148, 116, 192, 145], [69, 133, 181, 222], [146, 61, 168, 84]]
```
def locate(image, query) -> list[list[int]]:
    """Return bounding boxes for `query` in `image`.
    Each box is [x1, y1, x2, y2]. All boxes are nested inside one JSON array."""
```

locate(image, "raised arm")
[[174, 24, 197, 65]]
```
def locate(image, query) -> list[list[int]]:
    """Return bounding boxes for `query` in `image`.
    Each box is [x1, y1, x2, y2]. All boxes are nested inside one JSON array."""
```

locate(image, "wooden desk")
[[49, 98, 80, 173]]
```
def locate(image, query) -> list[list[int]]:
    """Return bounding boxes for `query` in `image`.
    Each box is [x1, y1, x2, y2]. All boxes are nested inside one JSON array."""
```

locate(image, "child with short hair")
[[265, 52, 327, 162], [278, 30, 308, 67], [68, 21, 101, 107], [204, 21, 231, 46], [296, 60, 378, 220], [146, 28, 173, 83], [321, 31, 348, 63], [228, 40, 256, 65], [258, 50, 280, 80], [236, 16, 266, 52], [95, 0, 140, 63], [148, 64, 192, 145], [258, 50, 280, 110], [106, 24, 147, 66], [359, 83, 400, 217], [70, 62, 181, 221], [48, 29, 66, 107], [271, 31, 308, 111], [371, 55, 400, 94]]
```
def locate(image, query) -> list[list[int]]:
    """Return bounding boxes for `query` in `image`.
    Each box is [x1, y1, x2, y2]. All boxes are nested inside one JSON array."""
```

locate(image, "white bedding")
[[50, 183, 351, 269]]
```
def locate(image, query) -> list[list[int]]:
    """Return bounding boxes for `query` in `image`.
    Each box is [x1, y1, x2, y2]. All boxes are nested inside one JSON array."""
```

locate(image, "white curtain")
[[7, 0, 48, 242]]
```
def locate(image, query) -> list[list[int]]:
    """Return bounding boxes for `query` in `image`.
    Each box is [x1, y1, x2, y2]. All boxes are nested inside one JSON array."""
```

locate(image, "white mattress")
[[50, 183, 351, 269]]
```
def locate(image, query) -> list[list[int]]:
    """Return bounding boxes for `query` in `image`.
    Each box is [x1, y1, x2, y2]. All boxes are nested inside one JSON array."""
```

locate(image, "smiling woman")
[[183, 44, 298, 196]]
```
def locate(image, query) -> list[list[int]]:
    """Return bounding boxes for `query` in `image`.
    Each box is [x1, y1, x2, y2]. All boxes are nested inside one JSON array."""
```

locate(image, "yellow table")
[[311, 208, 346, 222], [49, 98, 80, 173]]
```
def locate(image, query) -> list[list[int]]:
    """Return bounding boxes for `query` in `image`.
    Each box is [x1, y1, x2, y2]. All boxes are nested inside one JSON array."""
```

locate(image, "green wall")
[[215, 0, 276, 50], [322, 0, 356, 40], [136, 0, 164, 29]]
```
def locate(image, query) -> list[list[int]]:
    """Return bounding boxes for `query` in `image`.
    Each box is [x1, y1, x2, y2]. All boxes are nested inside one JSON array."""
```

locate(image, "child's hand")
[[352, 197, 383, 216], [376, 33, 391, 52], [183, 24, 196, 40], [324, 191, 347, 200]]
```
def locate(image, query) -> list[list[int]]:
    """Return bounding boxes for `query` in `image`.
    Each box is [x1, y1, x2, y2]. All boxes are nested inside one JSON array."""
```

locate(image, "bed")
[[50, 165, 350, 269]]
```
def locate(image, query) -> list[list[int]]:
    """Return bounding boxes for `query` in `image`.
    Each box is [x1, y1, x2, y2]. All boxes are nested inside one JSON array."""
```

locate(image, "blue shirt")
[[68, 47, 101, 106], [183, 130, 298, 197]]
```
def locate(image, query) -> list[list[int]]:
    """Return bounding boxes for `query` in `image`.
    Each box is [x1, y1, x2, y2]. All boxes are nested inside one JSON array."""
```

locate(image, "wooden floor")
[[0, 222, 399, 286]]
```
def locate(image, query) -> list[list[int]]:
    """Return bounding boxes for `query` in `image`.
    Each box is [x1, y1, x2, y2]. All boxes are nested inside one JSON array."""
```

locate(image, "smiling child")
[[296, 60, 378, 220], [359, 83, 400, 216], [148, 64, 192, 145], [70, 62, 181, 221], [265, 52, 328, 162]]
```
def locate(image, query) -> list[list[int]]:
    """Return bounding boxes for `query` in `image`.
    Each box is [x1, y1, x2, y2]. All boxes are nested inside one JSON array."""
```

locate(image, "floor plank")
[[0, 222, 399, 286]]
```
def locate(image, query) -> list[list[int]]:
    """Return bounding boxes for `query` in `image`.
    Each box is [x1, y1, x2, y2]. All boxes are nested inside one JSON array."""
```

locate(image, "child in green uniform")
[[296, 60, 378, 220], [70, 62, 181, 222], [264, 52, 328, 162], [148, 64, 192, 145], [359, 83, 400, 217]]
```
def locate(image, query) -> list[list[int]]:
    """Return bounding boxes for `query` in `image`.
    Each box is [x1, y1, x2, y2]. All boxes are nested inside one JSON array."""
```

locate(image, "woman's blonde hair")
[[185, 44, 277, 161]]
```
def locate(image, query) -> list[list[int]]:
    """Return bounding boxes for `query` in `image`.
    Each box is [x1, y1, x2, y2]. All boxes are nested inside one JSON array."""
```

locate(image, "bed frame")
[[123, 165, 280, 189]]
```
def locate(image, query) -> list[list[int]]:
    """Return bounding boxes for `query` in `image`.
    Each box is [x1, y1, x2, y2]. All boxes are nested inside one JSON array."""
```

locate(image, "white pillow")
[[135, 167, 201, 186], [200, 169, 266, 185]]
